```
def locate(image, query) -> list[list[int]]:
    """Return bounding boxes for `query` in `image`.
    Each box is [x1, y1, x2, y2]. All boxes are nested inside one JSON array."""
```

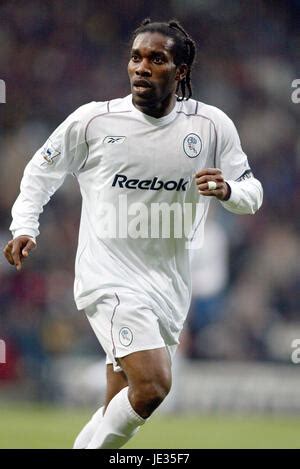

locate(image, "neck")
[[132, 94, 176, 118]]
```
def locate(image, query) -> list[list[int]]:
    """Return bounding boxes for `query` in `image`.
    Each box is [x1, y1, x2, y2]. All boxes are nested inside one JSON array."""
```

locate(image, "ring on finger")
[[207, 180, 217, 191]]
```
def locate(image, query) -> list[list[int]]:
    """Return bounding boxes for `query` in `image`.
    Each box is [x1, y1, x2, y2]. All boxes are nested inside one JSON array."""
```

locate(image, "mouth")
[[133, 79, 152, 89], [132, 80, 153, 95]]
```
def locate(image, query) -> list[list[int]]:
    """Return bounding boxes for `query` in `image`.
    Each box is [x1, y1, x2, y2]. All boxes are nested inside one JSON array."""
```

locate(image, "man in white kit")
[[3, 19, 263, 448]]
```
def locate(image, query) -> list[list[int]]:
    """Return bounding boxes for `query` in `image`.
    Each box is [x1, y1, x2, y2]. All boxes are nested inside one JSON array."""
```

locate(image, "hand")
[[195, 168, 230, 200], [3, 236, 36, 271]]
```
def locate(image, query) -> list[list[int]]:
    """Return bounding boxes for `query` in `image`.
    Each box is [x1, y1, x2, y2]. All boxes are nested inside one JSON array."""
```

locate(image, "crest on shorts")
[[119, 327, 133, 346], [183, 133, 202, 158]]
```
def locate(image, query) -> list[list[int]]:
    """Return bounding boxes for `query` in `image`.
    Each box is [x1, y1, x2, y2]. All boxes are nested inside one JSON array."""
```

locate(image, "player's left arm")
[[195, 111, 263, 215]]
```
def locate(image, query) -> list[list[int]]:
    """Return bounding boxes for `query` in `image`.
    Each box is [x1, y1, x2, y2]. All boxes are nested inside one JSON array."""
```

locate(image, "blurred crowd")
[[0, 0, 300, 397]]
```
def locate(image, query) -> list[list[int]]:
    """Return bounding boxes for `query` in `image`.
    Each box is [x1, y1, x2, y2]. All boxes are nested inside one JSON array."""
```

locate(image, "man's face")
[[128, 32, 181, 108]]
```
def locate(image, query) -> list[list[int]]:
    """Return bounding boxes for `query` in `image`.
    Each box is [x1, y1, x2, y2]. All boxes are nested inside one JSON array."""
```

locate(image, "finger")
[[197, 182, 219, 191], [195, 168, 222, 178], [199, 189, 223, 197], [196, 175, 224, 185], [3, 243, 12, 255], [3, 245, 15, 265], [11, 241, 22, 270], [22, 239, 36, 257]]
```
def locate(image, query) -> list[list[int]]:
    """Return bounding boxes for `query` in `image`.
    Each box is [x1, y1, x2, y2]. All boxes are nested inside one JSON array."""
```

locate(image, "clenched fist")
[[195, 168, 230, 200]]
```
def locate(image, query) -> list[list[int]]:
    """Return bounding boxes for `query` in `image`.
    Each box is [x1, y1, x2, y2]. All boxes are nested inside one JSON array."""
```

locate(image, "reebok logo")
[[103, 136, 126, 144], [112, 173, 189, 191]]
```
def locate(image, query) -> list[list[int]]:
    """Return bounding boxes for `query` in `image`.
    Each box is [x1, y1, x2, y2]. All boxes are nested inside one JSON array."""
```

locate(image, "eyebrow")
[[130, 48, 169, 57]]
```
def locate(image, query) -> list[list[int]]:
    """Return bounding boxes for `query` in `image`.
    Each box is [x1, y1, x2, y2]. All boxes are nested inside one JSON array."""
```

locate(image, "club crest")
[[119, 327, 133, 346], [183, 133, 202, 158]]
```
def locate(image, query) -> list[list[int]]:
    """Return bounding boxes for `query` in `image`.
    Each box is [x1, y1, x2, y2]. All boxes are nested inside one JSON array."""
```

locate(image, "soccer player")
[[3, 19, 263, 449]]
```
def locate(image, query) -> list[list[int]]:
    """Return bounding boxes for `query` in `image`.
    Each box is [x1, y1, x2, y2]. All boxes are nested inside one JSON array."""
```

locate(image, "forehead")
[[132, 32, 174, 56]]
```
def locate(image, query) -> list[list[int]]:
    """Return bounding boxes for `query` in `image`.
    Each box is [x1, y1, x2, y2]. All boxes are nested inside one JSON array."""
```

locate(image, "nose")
[[135, 58, 151, 77]]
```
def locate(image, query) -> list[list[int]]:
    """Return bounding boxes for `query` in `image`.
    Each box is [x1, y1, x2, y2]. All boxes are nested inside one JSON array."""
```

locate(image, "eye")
[[131, 54, 140, 62], [153, 56, 164, 64]]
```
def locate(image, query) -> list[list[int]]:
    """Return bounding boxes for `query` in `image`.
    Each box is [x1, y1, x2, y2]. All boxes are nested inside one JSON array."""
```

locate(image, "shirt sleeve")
[[9, 102, 96, 239], [214, 110, 263, 215]]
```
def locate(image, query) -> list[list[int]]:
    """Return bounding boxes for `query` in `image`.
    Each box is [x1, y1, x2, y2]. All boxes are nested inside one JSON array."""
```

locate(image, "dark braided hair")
[[132, 18, 196, 101]]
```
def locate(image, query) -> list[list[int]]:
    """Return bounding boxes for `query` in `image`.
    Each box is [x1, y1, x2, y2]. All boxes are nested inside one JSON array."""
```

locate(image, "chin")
[[132, 92, 157, 107]]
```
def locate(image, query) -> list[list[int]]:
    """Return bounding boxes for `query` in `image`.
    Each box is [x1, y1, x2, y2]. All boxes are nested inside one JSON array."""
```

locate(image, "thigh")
[[118, 347, 172, 390]]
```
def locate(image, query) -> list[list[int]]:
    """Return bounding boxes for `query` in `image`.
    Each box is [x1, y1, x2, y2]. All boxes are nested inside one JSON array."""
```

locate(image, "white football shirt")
[[10, 95, 263, 342]]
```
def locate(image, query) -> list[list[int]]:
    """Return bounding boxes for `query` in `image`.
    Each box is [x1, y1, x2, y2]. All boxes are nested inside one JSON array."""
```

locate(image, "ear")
[[175, 63, 188, 82]]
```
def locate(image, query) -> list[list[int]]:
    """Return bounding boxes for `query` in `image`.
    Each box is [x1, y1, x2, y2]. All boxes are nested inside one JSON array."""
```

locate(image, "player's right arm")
[[3, 102, 96, 270]]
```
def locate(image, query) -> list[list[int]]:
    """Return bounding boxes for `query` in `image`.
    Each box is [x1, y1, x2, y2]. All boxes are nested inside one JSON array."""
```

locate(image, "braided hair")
[[132, 18, 196, 101]]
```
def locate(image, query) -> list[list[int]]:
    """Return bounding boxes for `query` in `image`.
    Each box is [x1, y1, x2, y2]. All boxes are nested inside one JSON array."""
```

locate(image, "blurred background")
[[0, 0, 300, 448]]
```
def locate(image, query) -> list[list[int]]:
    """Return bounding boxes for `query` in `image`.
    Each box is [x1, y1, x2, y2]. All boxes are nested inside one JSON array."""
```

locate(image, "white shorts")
[[85, 290, 178, 372]]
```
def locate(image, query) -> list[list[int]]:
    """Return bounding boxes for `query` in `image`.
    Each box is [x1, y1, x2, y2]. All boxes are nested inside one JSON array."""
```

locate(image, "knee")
[[130, 377, 172, 419]]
